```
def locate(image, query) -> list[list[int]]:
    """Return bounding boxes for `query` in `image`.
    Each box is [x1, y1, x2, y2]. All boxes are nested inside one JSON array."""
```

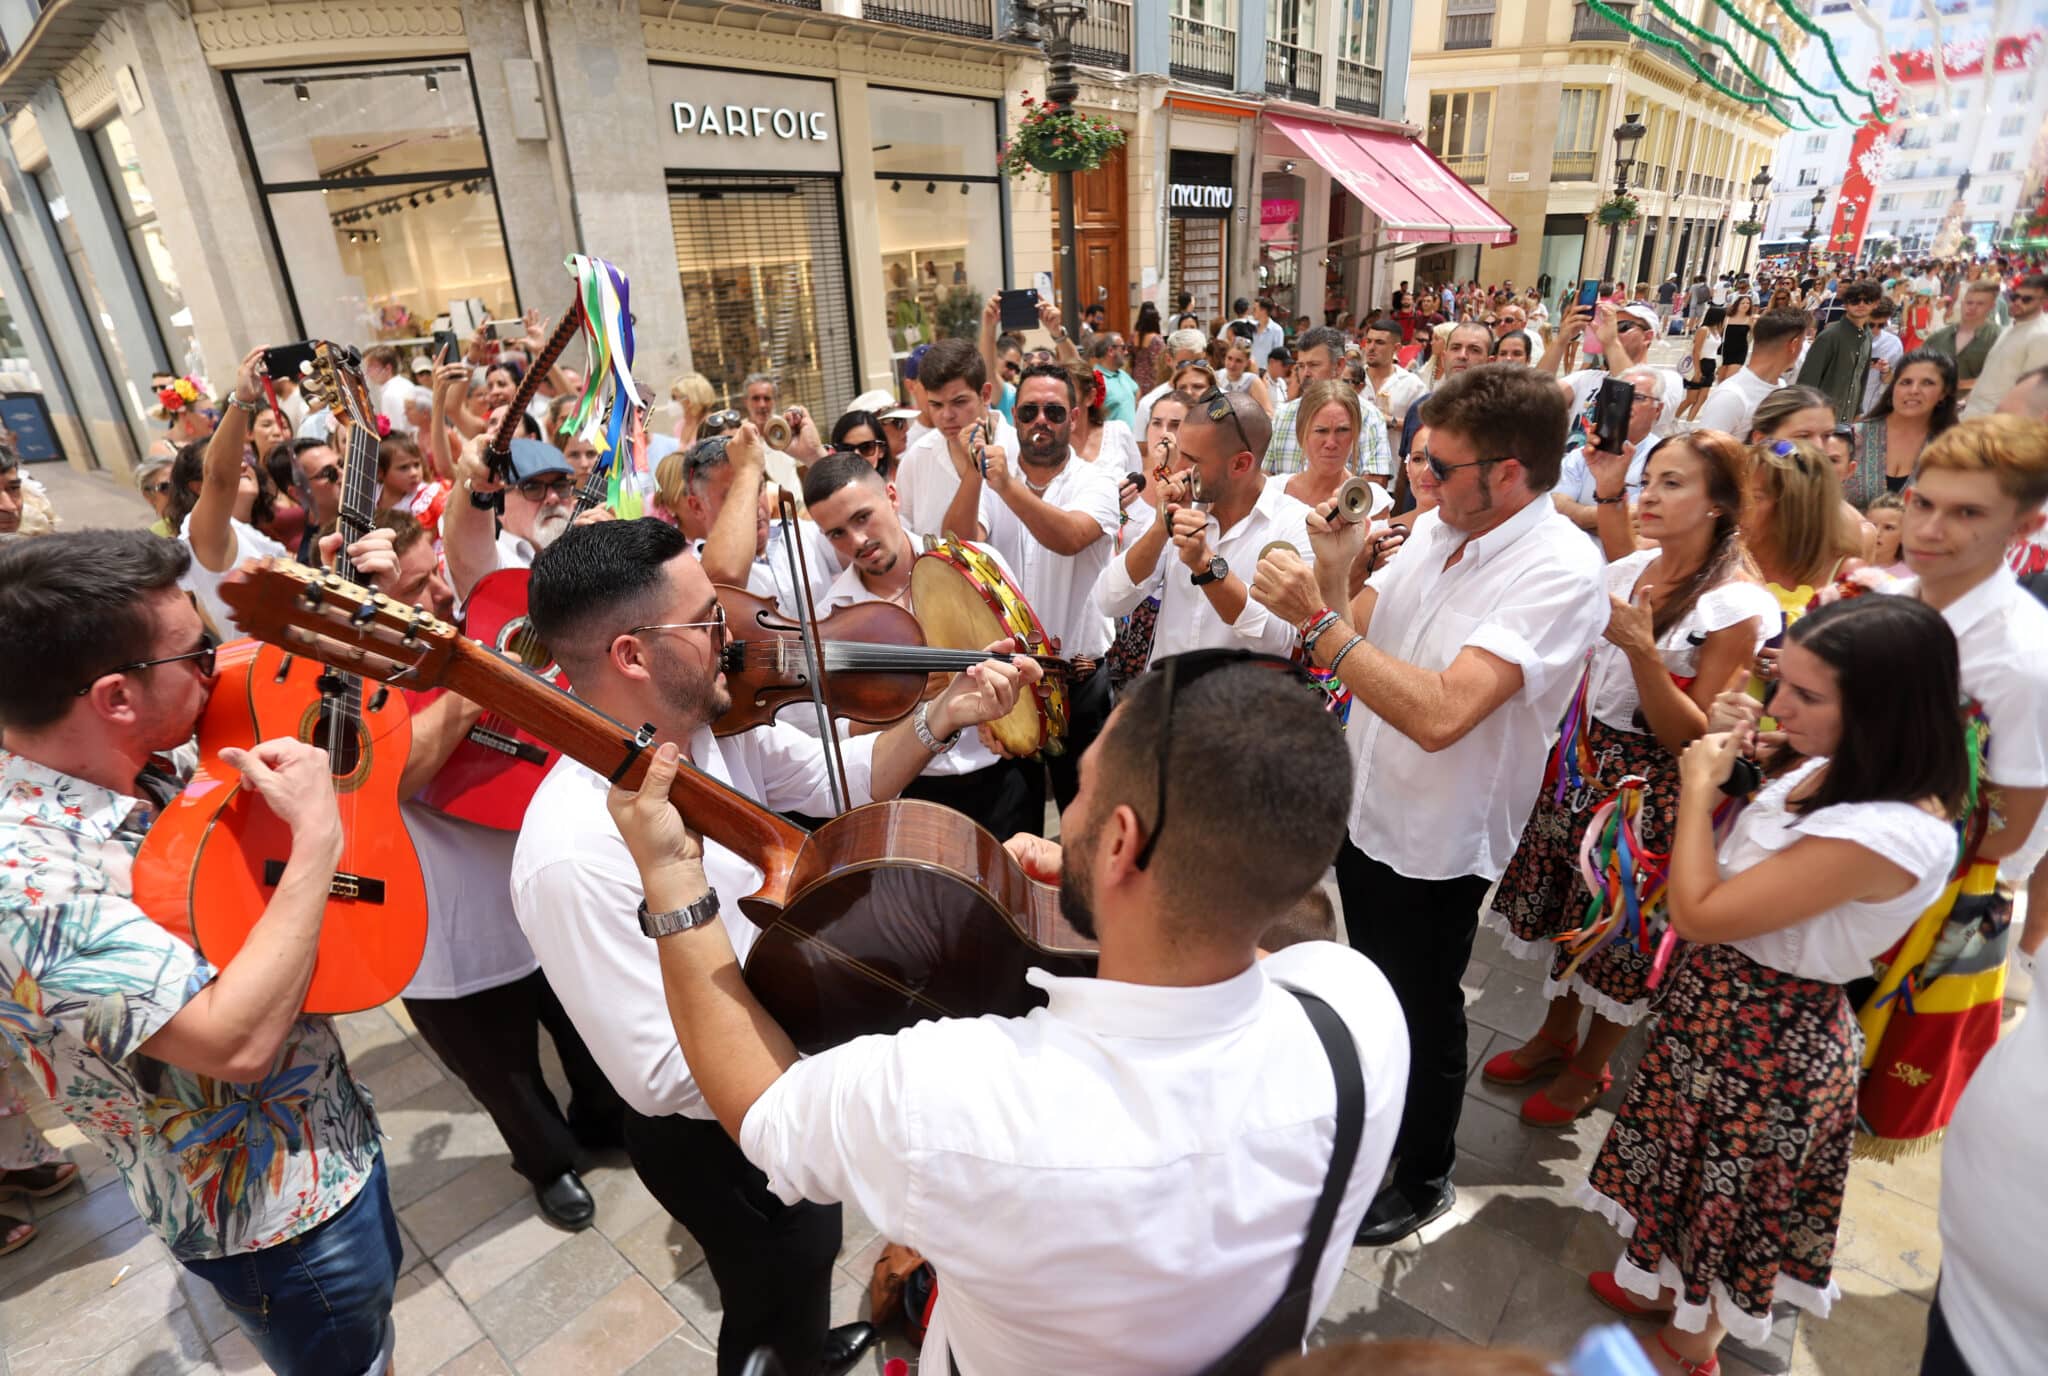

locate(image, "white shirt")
[[740, 942, 1407, 1376], [1561, 366, 1682, 437], [744, 518, 844, 626], [1555, 433, 1659, 511], [1586, 552, 1780, 733], [399, 801, 537, 999], [510, 726, 878, 1118], [1365, 368, 1428, 432], [378, 374, 414, 436], [1963, 312, 2048, 418], [896, 417, 1020, 541], [1692, 366, 1778, 438], [1722, 759, 1956, 983], [982, 454, 1121, 661], [178, 513, 288, 638], [1090, 419, 1142, 477], [1938, 980, 2048, 1376], [1347, 499, 1606, 881], [1093, 478, 1315, 666], [1249, 318, 1286, 368], [1864, 327, 1904, 415]]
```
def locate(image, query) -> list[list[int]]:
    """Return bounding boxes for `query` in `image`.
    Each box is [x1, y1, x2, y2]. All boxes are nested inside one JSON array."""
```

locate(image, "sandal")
[[1481, 1029, 1580, 1085], [1589, 1269, 1672, 1318], [0, 1163, 78, 1201], [1654, 1330, 1719, 1375], [0, 1215, 34, 1257], [1520, 1063, 1614, 1126]]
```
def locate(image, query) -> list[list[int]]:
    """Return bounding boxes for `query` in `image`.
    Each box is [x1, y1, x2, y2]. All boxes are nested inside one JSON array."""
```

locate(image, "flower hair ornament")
[[153, 375, 211, 424], [1090, 368, 1107, 412]]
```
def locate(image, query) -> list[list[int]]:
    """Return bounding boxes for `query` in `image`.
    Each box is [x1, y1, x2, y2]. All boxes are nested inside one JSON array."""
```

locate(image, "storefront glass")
[[93, 118, 199, 376], [1167, 151, 1233, 321], [36, 170, 142, 419], [868, 88, 1003, 357], [229, 60, 517, 344]]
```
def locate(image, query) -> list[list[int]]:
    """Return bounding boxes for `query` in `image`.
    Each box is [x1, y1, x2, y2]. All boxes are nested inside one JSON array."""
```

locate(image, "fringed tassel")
[[1854, 1127, 1945, 1163]]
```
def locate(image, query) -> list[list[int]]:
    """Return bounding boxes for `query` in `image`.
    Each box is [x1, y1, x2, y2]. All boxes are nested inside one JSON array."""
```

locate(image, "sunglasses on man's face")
[[1013, 402, 1069, 425], [307, 464, 342, 485]]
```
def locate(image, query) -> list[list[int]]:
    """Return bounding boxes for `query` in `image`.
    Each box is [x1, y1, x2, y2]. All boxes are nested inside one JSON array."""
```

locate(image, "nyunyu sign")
[[1168, 151, 1235, 220]]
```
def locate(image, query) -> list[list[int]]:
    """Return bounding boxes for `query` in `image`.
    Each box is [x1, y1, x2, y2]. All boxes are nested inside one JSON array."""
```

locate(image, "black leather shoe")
[[535, 1170, 596, 1231], [819, 1321, 878, 1376], [1353, 1180, 1455, 1247]]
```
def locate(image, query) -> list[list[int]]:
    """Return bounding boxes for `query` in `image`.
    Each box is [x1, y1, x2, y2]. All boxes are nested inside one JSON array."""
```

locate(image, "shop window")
[[35, 170, 139, 413], [93, 118, 198, 376], [868, 88, 1003, 359], [228, 59, 516, 345]]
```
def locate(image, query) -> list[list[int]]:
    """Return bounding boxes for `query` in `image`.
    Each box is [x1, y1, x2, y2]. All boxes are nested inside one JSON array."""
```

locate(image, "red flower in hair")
[[375, 415, 393, 438], [1090, 369, 1106, 411]]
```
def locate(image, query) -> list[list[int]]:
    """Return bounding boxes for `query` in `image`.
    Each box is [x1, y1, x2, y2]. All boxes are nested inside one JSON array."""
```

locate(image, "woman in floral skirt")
[[1577, 594, 1966, 1375], [1484, 430, 1778, 1124]]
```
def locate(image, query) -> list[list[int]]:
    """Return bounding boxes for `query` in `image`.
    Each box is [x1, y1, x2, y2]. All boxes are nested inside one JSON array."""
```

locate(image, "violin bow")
[[774, 486, 852, 814]]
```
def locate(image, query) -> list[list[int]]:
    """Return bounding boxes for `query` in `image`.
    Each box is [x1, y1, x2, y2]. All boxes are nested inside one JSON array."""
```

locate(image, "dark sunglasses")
[[701, 409, 744, 435], [835, 438, 886, 460], [77, 632, 218, 695], [307, 464, 342, 485], [1421, 443, 1509, 482], [1134, 649, 1319, 871], [1197, 389, 1255, 457], [515, 476, 577, 501], [1013, 402, 1070, 425]]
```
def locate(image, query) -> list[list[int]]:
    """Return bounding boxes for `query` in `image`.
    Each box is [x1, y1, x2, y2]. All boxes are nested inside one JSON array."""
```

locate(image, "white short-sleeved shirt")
[[179, 513, 289, 637], [740, 942, 1408, 1376], [1093, 478, 1316, 666], [399, 801, 538, 999], [1367, 368, 1429, 432], [896, 418, 1020, 541], [510, 726, 878, 1119], [981, 454, 1121, 661], [1586, 552, 1781, 733], [1347, 499, 1607, 881], [1722, 758, 1957, 983], [1692, 366, 1778, 438], [1090, 419, 1142, 477]]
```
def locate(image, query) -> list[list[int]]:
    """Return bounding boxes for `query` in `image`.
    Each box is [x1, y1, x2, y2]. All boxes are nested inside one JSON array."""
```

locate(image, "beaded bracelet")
[[1328, 633, 1366, 675]]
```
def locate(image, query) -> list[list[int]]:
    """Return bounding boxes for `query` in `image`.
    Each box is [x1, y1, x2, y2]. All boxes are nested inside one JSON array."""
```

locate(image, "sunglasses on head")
[[1766, 439, 1816, 474], [1013, 402, 1069, 425], [1197, 389, 1254, 456], [701, 409, 743, 434]]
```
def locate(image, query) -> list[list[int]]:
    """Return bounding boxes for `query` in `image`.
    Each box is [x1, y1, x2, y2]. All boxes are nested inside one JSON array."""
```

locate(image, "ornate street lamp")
[[1741, 164, 1771, 275], [1036, 0, 1089, 341], [1602, 112, 1648, 284], [1804, 186, 1827, 271]]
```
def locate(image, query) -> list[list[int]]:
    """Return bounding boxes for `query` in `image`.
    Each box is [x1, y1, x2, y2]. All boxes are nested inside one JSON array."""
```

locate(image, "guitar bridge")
[[262, 860, 386, 904], [466, 725, 550, 765]]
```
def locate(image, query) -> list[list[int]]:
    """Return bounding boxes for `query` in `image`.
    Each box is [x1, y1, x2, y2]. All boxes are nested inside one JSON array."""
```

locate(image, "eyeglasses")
[[1614, 321, 1646, 334], [1013, 402, 1070, 425], [627, 603, 729, 649], [143, 480, 172, 495], [515, 476, 577, 501], [77, 632, 218, 695], [307, 464, 342, 485], [1421, 444, 1510, 482], [1198, 389, 1255, 458], [835, 438, 886, 460], [1133, 649, 1318, 871], [701, 409, 744, 435]]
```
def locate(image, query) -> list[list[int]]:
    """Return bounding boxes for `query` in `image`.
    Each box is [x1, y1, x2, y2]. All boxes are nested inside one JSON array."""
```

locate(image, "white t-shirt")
[[1864, 327, 1904, 415], [1586, 552, 1781, 733], [378, 374, 414, 436], [980, 455, 1121, 661], [1089, 420, 1143, 478], [1722, 758, 1956, 983], [178, 513, 289, 638], [740, 942, 1408, 1376], [1692, 366, 1779, 439], [398, 801, 538, 999], [896, 417, 1020, 541]]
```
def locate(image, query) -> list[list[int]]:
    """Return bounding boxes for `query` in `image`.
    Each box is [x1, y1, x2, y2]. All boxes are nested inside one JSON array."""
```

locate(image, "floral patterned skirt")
[[1486, 715, 1679, 1024], [1576, 942, 1859, 1346]]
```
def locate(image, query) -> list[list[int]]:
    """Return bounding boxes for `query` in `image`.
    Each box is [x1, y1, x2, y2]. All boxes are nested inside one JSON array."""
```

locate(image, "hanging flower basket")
[[1595, 195, 1641, 227], [999, 93, 1127, 181], [1733, 220, 1764, 237]]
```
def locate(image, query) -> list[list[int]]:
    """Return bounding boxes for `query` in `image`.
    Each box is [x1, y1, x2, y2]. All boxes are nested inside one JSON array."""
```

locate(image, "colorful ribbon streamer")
[[1552, 777, 1672, 985], [560, 254, 651, 518]]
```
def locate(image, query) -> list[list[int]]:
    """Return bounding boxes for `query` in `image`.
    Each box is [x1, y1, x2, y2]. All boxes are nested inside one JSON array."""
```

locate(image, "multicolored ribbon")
[[1552, 777, 1671, 984], [560, 255, 650, 517]]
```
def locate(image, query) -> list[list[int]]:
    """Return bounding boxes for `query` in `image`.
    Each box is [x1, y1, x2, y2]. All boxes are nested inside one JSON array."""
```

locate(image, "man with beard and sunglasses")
[[939, 363, 1122, 803], [600, 651, 1406, 1376], [443, 433, 609, 607], [1249, 363, 1605, 1248], [509, 519, 1036, 1376]]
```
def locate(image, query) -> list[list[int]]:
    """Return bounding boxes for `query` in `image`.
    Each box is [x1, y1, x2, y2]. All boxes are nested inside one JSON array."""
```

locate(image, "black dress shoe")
[[818, 1321, 878, 1376], [535, 1170, 596, 1231], [1353, 1180, 1455, 1247]]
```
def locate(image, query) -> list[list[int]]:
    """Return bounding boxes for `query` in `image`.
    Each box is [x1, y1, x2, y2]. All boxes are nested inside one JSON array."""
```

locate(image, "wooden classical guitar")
[[133, 344, 427, 1014], [218, 558, 1097, 1052]]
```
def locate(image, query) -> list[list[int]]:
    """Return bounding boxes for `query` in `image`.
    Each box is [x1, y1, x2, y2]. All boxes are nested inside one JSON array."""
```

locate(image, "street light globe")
[[1750, 166, 1772, 198], [1811, 187, 1827, 214], [1614, 112, 1647, 151], [1038, 0, 1087, 39]]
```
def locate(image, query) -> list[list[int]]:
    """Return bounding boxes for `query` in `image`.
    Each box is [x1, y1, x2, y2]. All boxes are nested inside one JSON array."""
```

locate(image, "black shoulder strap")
[[1274, 987, 1366, 1300]]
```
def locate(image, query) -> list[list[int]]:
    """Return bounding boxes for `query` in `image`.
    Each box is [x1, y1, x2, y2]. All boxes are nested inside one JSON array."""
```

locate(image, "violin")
[[712, 585, 1069, 737]]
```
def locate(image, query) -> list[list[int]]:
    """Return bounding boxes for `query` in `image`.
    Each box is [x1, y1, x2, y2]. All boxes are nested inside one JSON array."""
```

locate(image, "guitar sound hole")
[[309, 706, 367, 778], [496, 617, 556, 674]]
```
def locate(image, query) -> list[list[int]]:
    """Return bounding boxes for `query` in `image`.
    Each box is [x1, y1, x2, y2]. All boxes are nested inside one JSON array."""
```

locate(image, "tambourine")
[[909, 535, 1070, 757]]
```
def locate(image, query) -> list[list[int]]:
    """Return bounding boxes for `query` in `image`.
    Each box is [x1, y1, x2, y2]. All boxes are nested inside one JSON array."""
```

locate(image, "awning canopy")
[[1268, 113, 1516, 247]]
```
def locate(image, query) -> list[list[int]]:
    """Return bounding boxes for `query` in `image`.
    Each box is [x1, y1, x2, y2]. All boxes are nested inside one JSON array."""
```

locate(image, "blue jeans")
[[180, 1152, 401, 1376]]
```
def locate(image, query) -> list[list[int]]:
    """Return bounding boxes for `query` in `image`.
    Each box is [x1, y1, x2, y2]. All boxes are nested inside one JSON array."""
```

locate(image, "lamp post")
[[1742, 164, 1771, 276], [1602, 112, 1648, 286], [1036, 0, 1088, 342], [1804, 186, 1826, 273]]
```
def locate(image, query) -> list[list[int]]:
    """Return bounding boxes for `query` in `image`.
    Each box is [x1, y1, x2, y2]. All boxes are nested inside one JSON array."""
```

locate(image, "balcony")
[[764, 0, 823, 7], [1335, 59, 1383, 116], [862, 0, 993, 40], [1071, 0, 1132, 70], [1441, 152, 1488, 183], [1553, 150, 1597, 181], [1571, 1, 1628, 40], [1170, 14, 1237, 87], [1266, 38, 1321, 103], [1444, 12, 1493, 48]]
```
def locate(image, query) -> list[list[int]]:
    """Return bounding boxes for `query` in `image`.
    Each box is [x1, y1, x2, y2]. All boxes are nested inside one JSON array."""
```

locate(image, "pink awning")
[[1268, 114, 1517, 247]]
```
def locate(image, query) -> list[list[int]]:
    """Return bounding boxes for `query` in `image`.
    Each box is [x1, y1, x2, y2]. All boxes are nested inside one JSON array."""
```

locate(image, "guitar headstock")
[[301, 342, 377, 434], [219, 559, 461, 689]]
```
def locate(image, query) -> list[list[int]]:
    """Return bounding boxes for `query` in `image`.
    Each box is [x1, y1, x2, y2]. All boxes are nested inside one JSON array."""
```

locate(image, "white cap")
[[1619, 303, 1661, 332], [847, 388, 919, 420]]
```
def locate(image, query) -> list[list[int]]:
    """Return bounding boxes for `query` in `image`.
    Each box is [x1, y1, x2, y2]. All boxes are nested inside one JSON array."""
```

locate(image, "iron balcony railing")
[[1335, 59, 1382, 116], [1266, 38, 1321, 102], [1170, 14, 1237, 86], [1553, 150, 1597, 181], [1072, 0, 1133, 69], [1440, 152, 1488, 183], [862, 0, 993, 40]]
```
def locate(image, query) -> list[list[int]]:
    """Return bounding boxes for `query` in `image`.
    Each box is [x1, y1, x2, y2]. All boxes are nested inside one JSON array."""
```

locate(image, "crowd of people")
[[0, 247, 2044, 1376]]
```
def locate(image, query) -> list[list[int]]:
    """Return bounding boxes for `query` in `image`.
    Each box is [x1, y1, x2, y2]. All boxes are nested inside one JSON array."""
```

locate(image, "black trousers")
[[904, 755, 1046, 840], [1919, 1285, 1977, 1376], [403, 970, 624, 1185], [1046, 663, 1114, 812], [622, 1107, 842, 1376], [1335, 840, 1491, 1193]]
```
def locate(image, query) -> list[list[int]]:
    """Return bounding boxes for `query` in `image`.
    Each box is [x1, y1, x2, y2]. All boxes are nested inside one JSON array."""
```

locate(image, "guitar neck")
[[332, 420, 384, 585], [569, 464, 611, 520]]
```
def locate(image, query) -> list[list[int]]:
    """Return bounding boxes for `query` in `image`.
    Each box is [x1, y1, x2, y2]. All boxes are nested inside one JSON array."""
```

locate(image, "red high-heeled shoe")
[[1481, 1029, 1579, 1085], [1519, 1063, 1614, 1126], [1588, 1269, 1672, 1318]]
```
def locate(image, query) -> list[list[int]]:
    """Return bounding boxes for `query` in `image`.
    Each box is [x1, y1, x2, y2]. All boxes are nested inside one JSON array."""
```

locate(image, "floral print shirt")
[[0, 751, 378, 1260]]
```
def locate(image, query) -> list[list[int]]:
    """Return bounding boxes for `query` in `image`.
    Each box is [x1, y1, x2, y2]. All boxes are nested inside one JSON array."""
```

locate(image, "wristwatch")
[[638, 891, 721, 938], [226, 392, 263, 415], [1191, 555, 1229, 587], [913, 700, 961, 754]]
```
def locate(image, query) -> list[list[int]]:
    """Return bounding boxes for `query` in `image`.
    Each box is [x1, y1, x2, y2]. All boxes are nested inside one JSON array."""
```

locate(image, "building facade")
[[1402, 0, 1791, 298]]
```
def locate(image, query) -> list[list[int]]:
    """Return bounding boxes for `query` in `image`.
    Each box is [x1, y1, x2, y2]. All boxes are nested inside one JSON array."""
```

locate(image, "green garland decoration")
[[1707, 0, 1870, 127], [1644, 0, 1834, 128], [1768, 0, 1886, 119], [1583, 0, 1782, 120]]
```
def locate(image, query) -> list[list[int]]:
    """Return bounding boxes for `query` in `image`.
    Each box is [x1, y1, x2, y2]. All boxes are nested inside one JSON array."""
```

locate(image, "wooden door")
[[1054, 143, 1130, 331]]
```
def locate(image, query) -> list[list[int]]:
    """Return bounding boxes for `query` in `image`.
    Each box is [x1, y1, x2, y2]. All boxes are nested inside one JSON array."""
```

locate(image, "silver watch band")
[[913, 701, 960, 753], [637, 890, 721, 938]]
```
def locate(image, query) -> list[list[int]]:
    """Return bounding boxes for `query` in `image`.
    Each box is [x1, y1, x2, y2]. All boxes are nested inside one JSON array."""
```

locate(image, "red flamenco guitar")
[[133, 343, 427, 1014]]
